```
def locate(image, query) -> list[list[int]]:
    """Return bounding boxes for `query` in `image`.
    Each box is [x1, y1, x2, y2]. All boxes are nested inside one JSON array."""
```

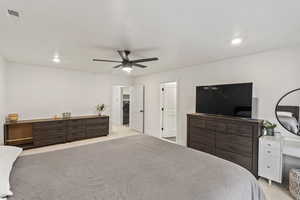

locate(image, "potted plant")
[[262, 120, 277, 136], [96, 104, 105, 116]]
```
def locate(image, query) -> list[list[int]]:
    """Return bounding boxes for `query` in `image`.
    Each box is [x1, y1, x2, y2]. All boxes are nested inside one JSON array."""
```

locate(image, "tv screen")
[[196, 83, 253, 118]]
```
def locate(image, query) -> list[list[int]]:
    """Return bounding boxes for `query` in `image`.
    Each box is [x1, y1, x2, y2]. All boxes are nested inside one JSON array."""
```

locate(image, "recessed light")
[[122, 66, 133, 73], [231, 37, 243, 46], [52, 55, 61, 63]]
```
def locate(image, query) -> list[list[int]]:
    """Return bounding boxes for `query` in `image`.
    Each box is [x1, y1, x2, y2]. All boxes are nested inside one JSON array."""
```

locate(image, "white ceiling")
[[1, 0, 300, 76]]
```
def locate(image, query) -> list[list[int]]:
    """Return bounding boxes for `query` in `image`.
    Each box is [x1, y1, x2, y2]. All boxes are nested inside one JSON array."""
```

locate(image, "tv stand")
[[187, 113, 263, 177]]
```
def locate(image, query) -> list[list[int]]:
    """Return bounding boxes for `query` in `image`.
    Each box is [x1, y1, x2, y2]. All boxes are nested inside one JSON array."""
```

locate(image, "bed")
[[276, 105, 300, 135], [9, 135, 265, 200]]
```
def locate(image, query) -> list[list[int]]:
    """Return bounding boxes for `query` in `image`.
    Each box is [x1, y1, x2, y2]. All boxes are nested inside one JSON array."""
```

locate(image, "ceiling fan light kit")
[[122, 66, 133, 73], [93, 50, 159, 72]]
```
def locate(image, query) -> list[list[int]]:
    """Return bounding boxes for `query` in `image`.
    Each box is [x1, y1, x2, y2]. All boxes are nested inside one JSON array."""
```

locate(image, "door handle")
[[140, 110, 144, 113]]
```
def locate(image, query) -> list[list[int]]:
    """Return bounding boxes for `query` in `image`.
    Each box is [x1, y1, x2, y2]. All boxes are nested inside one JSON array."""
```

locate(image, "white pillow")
[[277, 111, 293, 117], [0, 146, 22, 198]]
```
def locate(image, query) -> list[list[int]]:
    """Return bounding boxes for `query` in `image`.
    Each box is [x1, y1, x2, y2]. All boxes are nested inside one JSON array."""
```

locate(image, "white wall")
[[135, 47, 300, 145], [6, 63, 132, 130], [122, 87, 130, 95], [0, 57, 6, 144]]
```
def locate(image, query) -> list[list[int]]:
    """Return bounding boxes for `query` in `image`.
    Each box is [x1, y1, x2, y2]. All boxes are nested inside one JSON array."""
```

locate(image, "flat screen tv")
[[196, 83, 253, 118]]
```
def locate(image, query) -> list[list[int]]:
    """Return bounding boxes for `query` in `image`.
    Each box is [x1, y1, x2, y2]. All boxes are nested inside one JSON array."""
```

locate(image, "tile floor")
[[259, 178, 293, 200], [21, 125, 293, 200], [163, 136, 176, 142]]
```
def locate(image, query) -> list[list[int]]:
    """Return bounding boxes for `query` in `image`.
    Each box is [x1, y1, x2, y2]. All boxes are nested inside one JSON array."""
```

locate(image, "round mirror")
[[275, 88, 300, 136]]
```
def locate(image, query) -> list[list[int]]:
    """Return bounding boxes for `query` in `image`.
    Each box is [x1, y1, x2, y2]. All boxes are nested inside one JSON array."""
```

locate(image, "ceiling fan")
[[93, 50, 159, 72]]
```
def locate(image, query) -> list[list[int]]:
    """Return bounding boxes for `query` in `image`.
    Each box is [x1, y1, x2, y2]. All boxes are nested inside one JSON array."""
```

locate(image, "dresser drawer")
[[68, 121, 85, 131], [216, 149, 252, 171], [206, 121, 226, 132], [189, 117, 205, 128], [68, 125, 85, 131], [34, 134, 66, 147], [189, 127, 215, 144], [86, 126, 108, 138], [216, 133, 252, 157], [33, 121, 66, 130], [189, 141, 215, 154], [227, 123, 253, 137], [86, 117, 109, 138], [33, 128, 66, 139], [67, 134, 85, 141], [67, 128, 86, 141], [33, 121, 67, 145], [86, 118, 108, 126], [68, 119, 85, 126]]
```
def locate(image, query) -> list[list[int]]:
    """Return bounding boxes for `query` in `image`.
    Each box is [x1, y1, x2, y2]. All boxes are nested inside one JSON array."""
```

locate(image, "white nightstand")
[[258, 136, 283, 184]]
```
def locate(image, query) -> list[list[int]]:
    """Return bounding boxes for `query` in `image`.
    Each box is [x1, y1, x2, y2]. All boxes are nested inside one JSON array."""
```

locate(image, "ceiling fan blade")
[[131, 57, 158, 63], [113, 64, 123, 68], [93, 59, 122, 63], [117, 50, 129, 61], [132, 63, 148, 68]]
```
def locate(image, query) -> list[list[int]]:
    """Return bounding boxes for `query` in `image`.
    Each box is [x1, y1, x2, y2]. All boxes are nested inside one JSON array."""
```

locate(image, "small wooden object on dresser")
[[258, 136, 282, 185], [187, 113, 263, 177], [4, 115, 109, 149], [7, 113, 19, 122]]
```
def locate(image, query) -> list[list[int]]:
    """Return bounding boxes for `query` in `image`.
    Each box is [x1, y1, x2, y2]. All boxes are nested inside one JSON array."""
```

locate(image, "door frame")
[[160, 81, 178, 143]]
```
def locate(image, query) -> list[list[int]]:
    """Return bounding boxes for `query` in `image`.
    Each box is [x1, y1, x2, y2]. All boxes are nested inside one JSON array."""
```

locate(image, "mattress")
[[9, 135, 265, 200]]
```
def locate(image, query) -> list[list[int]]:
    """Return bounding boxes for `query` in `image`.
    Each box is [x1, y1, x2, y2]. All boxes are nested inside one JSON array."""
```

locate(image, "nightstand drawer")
[[262, 146, 280, 157], [259, 156, 281, 182], [261, 139, 280, 149]]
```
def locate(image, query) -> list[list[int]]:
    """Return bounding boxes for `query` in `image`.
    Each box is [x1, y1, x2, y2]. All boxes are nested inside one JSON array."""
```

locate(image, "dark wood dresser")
[[187, 113, 263, 177], [4, 115, 109, 149]]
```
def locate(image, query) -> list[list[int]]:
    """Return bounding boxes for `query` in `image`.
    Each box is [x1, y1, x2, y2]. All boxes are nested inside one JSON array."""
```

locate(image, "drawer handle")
[[267, 144, 271, 146], [267, 151, 271, 154], [267, 166, 271, 169]]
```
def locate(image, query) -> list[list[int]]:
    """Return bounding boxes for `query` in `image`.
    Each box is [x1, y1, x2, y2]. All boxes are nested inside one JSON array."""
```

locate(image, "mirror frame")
[[275, 88, 300, 135]]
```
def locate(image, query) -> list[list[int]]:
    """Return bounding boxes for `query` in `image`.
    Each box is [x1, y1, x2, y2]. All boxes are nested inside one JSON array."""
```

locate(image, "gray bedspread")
[[9, 135, 265, 200]]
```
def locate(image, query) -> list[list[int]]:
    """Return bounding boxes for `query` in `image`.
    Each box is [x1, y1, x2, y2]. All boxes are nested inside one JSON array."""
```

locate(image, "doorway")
[[111, 85, 145, 135], [122, 87, 130, 126], [111, 86, 131, 128], [160, 82, 177, 142]]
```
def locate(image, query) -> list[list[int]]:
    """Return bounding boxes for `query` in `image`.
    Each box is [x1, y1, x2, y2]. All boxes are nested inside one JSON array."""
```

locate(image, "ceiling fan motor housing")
[[93, 50, 158, 69]]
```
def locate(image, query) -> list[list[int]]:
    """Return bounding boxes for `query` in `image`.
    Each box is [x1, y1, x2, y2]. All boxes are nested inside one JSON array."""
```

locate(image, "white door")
[[161, 82, 177, 138], [130, 85, 144, 133]]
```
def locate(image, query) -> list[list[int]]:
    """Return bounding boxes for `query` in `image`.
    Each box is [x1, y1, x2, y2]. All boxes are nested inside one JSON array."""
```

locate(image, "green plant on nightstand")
[[96, 104, 105, 116], [262, 120, 277, 136]]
